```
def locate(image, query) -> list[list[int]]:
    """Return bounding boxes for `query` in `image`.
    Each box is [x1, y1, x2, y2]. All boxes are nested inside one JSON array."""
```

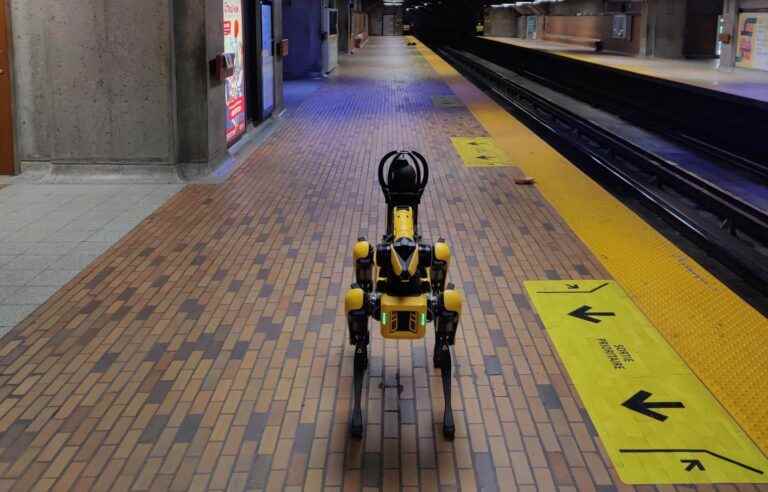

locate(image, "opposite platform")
[[485, 37, 768, 104]]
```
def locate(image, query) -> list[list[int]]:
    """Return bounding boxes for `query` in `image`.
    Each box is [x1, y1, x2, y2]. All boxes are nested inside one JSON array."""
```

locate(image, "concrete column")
[[719, 0, 739, 69], [175, 0, 225, 169], [338, 1, 351, 53], [639, 0, 651, 56], [10, 0, 178, 176], [9, 0, 284, 179], [484, 8, 517, 37], [283, 0, 322, 79]]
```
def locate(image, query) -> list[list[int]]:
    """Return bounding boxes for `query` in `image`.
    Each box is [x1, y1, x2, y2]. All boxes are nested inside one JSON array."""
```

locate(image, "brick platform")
[[0, 37, 753, 492]]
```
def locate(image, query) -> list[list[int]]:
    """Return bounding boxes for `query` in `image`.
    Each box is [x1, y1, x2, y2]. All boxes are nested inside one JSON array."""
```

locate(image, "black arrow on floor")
[[622, 390, 685, 422], [566, 283, 579, 289], [681, 459, 705, 472], [568, 305, 615, 323]]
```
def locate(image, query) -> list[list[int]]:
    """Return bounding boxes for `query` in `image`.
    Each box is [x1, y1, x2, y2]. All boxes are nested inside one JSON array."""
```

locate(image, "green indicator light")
[[382, 312, 389, 324], [420, 313, 427, 326]]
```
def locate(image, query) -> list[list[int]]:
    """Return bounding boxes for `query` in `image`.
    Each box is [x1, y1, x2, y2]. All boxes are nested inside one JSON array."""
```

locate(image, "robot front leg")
[[434, 285, 462, 440], [431, 239, 451, 294], [353, 238, 374, 292], [345, 286, 370, 438]]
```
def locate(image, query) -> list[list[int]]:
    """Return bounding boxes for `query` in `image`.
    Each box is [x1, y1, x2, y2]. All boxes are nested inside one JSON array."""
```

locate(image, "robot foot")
[[438, 342, 455, 440], [350, 409, 364, 438], [443, 411, 455, 440]]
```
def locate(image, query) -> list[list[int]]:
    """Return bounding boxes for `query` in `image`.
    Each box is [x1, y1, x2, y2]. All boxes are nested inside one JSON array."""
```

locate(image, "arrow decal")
[[568, 305, 615, 323], [622, 390, 684, 422], [619, 449, 764, 475], [681, 459, 705, 472], [536, 282, 609, 294]]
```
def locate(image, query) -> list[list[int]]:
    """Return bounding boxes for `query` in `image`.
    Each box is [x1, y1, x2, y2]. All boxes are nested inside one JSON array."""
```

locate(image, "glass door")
[[261, 2, 274, 118]]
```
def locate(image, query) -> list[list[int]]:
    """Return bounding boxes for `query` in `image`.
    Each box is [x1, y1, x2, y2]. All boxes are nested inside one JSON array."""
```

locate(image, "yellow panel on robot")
[[379, 294, 428, 340], [525, 280, 768, 484], [451, 137, 512, 167]]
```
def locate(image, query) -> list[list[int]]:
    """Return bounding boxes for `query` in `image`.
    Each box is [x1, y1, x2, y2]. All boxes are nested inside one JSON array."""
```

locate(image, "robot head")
[[378, 151, 429, 206], [388, 157, 419, 193], [379, 151, 429, 237]]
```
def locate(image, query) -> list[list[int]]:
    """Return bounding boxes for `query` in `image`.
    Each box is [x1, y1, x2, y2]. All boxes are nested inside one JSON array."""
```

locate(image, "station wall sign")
[[736, 12, 768, 72], [224, 0, 247, 145]]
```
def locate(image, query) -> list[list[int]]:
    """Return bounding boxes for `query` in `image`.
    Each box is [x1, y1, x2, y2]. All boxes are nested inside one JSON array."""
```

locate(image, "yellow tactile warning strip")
[[450, 137, 512, 167], [526, 280, 768, 484], [411, 38, 768, 454]]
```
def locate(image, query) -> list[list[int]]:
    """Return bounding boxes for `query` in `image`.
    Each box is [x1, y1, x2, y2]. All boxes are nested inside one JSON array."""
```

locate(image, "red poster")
[[224, 0, 246, 145]]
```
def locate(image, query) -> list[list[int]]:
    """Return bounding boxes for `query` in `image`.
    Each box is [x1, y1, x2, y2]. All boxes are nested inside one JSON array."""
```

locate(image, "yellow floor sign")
[[450, 137, 512, 167], [525, 280, 768, 484]]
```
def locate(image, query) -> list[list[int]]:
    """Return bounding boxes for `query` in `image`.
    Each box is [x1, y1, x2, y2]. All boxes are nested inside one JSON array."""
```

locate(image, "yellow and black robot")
[[345, 151, 462, 439]]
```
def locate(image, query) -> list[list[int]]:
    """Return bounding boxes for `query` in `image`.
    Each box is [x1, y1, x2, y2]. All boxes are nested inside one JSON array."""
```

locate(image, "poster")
[[736, 12, 768, 72], [224, 0, 246, 144], [611, 14, 630, 40], [526, 16, 537, 40]]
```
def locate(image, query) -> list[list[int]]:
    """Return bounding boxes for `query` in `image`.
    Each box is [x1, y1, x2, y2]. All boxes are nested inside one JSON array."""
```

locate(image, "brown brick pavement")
[[0, 37, 762, 491]]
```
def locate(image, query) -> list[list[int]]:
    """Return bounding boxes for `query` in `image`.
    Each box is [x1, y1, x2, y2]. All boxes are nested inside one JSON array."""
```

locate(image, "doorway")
[[383, 14, 395, 36], [239, 0, 276, 136], [0, 0, 14, 175], [322, 8, 339, 73]]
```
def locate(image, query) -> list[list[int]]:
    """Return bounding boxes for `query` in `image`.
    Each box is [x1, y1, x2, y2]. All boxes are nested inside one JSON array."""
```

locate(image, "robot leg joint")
[[436, 288, 462, 346], [345, 287, 370, 347]]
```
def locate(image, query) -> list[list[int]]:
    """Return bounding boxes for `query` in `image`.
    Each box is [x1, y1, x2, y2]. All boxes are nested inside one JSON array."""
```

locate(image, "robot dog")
[[345, 151, 462, 439]]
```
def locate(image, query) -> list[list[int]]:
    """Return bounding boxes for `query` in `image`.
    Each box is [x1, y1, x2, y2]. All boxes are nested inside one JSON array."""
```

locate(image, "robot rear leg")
[[345, 286, 370, 438], [434, 285, 462, 440]]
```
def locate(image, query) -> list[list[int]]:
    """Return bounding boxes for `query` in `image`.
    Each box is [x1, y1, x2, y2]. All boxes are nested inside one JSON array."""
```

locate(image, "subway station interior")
[[0, 0, 767, 490]]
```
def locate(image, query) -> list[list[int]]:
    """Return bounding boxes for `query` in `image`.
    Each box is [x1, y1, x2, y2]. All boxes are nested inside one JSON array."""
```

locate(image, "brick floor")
[[0, 37, 760, 491]]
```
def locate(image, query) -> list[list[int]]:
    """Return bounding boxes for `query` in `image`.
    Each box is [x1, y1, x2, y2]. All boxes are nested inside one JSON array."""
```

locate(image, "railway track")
[[438, 46, 768, 294]]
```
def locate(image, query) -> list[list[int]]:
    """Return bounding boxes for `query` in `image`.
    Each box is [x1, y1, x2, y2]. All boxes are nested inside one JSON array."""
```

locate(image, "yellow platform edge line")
[[409, 37, 768, 455]]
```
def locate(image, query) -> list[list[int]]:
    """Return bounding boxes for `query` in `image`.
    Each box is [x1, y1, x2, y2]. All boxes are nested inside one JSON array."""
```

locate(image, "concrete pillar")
[[484, 7, 517, 37], [283, 0, 322, 79], [176, 0, 225, 169], [9, 0, 284, 179], [339, 1, 351, 53], [639, 0, 651, 56], [10, 0, 178, 176], [720, 0, 739, 69]]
